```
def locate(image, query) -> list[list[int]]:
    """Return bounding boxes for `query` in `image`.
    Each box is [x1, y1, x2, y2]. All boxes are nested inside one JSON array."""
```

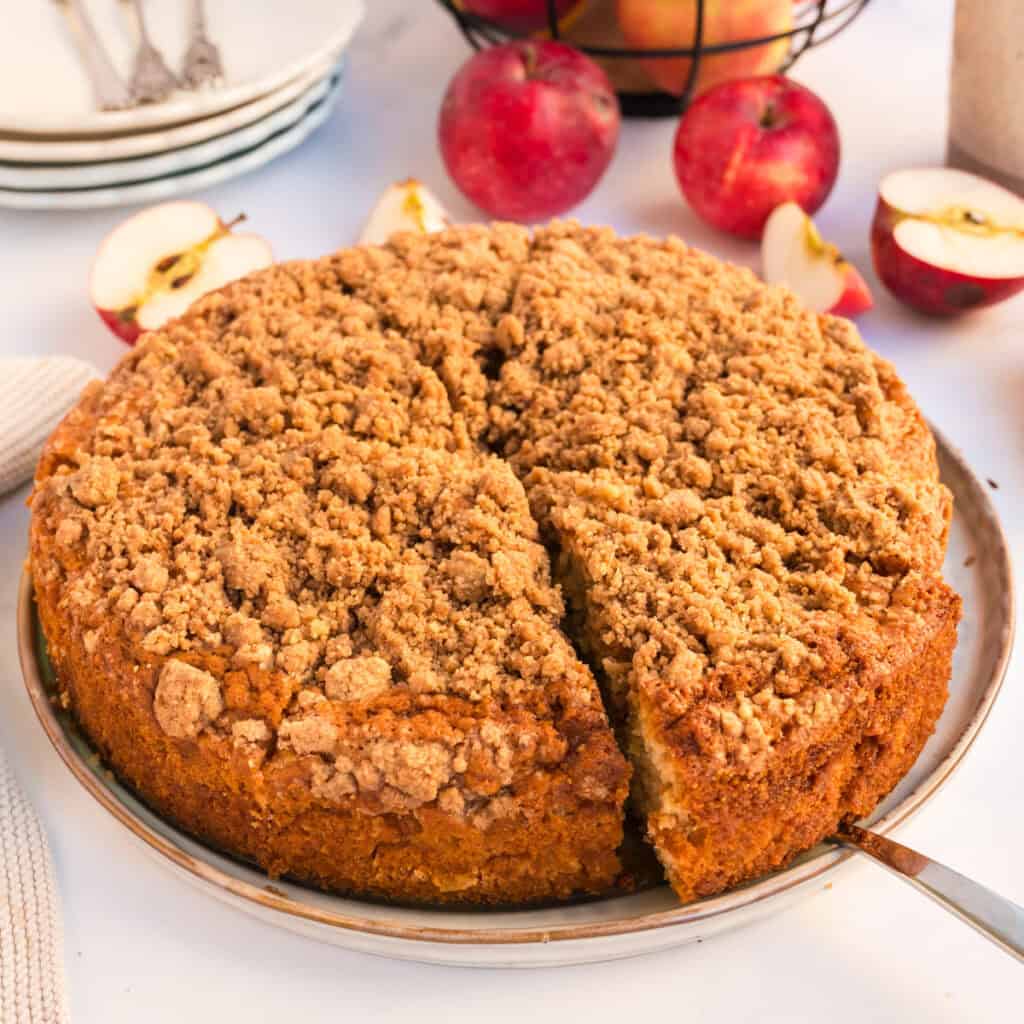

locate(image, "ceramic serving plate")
[[0, 0, 363, 136], [18, 431, 1013, 968], [0, 78, 342, 211]]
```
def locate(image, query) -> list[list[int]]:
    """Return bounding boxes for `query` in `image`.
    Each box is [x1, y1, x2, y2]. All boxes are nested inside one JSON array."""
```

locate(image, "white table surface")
[[2, 0, 1022, 1018]]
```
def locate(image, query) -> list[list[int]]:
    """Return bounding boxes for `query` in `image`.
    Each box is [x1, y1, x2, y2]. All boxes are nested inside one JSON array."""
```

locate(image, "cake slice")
[[531, 476, 957, 899], [482, 223, 960, 900]]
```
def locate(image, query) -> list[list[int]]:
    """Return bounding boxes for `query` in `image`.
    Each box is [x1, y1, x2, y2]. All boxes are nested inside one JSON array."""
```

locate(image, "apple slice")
[[762, 201, 873, 317], [872, 167, 1024, 316], [91, 201, 273, 345], [359, 179, 451, 246]]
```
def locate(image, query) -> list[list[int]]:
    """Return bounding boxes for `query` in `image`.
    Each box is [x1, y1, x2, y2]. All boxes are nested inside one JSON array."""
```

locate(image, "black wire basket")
[[437, 0, 873, 117]]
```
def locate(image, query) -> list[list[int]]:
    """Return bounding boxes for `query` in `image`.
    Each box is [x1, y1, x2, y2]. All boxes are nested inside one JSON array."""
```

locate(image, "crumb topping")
[[32, 221, 951, 795], [322, 223, 952, 772], [31, 250, 624, 813], [324, 655, 393, 702], [154, 660, 223, 740], [291, 708, 569, 817]]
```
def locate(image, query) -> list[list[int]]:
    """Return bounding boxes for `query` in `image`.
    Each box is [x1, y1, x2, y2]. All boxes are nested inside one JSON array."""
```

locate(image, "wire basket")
[[437, 0, 873, 117]]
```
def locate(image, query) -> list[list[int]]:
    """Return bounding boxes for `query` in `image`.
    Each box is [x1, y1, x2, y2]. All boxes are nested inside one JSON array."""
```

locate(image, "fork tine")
[[181, 0, 224, 90], [121, 0, 179, 104]]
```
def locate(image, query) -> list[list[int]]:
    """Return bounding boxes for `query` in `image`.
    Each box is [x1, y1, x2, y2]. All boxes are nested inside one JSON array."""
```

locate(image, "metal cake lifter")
[[837, 823, 1024, 962]]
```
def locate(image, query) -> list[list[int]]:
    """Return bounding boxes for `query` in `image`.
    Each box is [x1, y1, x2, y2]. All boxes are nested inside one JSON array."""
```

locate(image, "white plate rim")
[[17, 427, 1015, 952], [0, 50, 345, 165], [0, 70, 342, 190], [0, 0, 363, 137], [0, 84, 341, 211]]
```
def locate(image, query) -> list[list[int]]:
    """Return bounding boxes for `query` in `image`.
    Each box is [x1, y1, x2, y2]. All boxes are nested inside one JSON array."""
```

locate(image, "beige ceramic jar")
[[948, 0, 1024, 193]]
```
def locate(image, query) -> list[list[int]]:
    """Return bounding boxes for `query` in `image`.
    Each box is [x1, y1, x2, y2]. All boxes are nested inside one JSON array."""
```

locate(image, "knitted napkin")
[[1, 355, 98, 1021], [0, 356, 100, 497], [0, 750, 69, 1024]]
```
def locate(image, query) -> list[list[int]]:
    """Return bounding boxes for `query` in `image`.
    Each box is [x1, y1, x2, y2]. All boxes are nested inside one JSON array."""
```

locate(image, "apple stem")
[[518, 42, 538, 79], [222, 212, 247, 232]]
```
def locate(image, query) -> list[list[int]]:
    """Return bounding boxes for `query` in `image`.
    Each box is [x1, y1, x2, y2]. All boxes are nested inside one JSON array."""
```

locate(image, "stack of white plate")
[[0, 0, 363, 210]]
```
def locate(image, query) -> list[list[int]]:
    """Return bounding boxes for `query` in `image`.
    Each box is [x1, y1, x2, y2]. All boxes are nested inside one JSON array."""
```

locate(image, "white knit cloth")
[[1, 356, 97, 1020], [0, 356, 100, 497], [0, 751, 68, 1024]]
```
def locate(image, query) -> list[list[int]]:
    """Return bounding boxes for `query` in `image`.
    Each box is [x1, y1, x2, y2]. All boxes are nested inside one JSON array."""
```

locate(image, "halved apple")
[[762, 201, 872, 317], [90, 201, 273, 344], [872, 168, 1024, 316], [358, 179, 451, 246]]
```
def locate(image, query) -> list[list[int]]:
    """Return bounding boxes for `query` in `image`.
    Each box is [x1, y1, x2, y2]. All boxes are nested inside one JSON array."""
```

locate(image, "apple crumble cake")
[[29, 222, 959, 905]]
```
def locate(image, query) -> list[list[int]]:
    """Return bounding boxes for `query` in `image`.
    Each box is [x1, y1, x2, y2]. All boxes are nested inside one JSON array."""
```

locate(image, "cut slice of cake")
[[532, 477, 957, 899], [481, 223, 960, 901]]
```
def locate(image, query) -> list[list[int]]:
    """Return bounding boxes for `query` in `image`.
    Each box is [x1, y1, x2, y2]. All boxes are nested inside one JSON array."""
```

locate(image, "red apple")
[[672, 74, 839, 239], [359, 179, 451, 245], [438, 40, 620, 222], [616, 0, 792, 98], [871, 167, 1024, 316], [762, 201, 872, 317], [458, 0, 580, 33], [91, 201, 272, 344]]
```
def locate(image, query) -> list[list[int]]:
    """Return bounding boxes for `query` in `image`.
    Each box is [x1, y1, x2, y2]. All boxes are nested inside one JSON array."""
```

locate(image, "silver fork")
[[180, 0, 224, 90], [54, 0, 132, 111], [121, 0, 179, 105]]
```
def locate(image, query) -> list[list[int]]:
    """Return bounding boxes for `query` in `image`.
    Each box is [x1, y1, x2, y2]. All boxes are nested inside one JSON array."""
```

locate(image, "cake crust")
[[30, 221, 958, 906]]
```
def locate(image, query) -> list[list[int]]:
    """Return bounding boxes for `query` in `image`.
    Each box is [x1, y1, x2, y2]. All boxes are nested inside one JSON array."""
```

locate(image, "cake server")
[[835, 823, 1024, 963]]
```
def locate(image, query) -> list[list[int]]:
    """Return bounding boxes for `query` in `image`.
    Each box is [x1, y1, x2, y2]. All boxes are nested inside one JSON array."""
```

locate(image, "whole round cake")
[[29, 222, 960, 905]]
